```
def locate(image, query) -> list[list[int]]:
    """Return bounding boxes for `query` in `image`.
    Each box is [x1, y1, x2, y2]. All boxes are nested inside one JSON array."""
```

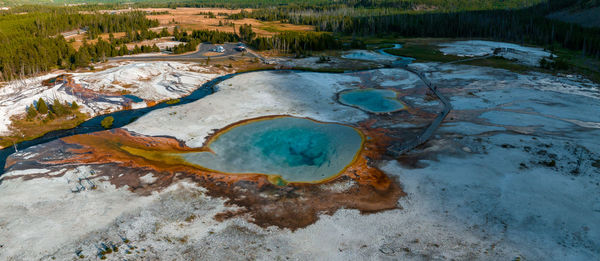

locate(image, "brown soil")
[[17, 116, 405, 230], [202, 51, 225, 57]]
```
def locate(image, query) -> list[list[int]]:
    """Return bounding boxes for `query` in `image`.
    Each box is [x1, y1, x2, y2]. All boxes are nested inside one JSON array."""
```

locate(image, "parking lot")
[[110, 42, 251, 61]]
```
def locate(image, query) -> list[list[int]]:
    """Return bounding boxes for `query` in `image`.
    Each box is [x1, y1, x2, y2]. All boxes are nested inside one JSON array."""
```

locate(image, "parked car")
[[211, 45, 225, 53], [215, 46, 225, 53]]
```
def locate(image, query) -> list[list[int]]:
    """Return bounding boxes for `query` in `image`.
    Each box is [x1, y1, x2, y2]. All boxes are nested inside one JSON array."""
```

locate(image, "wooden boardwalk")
[[388, 65, 453, 156]]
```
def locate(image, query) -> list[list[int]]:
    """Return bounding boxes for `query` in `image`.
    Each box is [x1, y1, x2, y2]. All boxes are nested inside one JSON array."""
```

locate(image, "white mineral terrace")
[[0, 45, 599, 260]]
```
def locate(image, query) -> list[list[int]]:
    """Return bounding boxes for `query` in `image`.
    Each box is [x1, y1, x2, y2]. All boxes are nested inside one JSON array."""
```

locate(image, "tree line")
[[249, 31, 341, 54], [176, 27, 239, 43], [0, 8, 159, 80], [43, 0, 543, 11], [108, 27, 170, 45], [225, 0, 600, 59], [0, 8, 348, 81], [85, 11, 159, 39], [165, 25, 342, 55], [73, 39, 161, 68], [5, 0, 590, 82]]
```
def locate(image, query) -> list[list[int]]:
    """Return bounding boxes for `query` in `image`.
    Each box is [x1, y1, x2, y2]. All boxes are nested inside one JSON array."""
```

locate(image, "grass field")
[[552, 47, 600, 83], [144, 8, 314, 36], [66, 32, 126, 50], [459, 56, 530, 72], [65, 7, 315, 50], [384, 43, 463, 63]]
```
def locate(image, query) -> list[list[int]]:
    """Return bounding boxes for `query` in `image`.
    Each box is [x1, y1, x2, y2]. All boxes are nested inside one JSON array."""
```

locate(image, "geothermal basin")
[[175, 116, 364, 183], [338, 88, 406, 113]]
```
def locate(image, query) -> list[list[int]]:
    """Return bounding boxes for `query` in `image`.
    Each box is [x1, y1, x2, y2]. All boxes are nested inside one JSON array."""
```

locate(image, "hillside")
[[547, 0, 600, 28]]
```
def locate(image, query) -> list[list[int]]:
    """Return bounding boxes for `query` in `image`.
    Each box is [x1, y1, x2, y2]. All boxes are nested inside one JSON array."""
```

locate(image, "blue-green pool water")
[[179, 117, 363, 183], [339, 89, 405, 113]]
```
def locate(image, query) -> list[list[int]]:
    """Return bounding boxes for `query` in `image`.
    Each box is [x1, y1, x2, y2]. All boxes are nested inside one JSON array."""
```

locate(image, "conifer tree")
[[27, 105, 38, 120], [52, 99, 66, 116], [160, 27, 170, 37], [37, 98, 48, 114]]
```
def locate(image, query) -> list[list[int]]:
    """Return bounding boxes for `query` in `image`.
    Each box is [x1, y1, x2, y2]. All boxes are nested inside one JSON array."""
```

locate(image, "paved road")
[[109, 43, 256, 62]]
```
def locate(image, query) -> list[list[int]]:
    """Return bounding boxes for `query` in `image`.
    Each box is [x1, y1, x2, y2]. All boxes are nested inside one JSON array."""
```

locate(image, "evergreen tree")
[[119, 44, 129, 56], [238, 24, 256, 42], [173, 27, 181, 41], [160, 27, 170, 37], [52, 99, 66, 116], [0, 9, 160, 80], [73, 48, 91, 67], [27, 105, 38, 120], [37, 98, 48, 114]]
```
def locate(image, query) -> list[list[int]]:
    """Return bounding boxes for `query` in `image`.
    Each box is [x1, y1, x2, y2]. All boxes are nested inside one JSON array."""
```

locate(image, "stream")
[[0, 73, 236, 174]]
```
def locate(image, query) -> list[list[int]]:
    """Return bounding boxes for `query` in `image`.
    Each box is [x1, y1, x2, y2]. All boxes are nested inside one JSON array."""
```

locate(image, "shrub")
[[101, 116, 114, 129], [166, 98, 180, 105]]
